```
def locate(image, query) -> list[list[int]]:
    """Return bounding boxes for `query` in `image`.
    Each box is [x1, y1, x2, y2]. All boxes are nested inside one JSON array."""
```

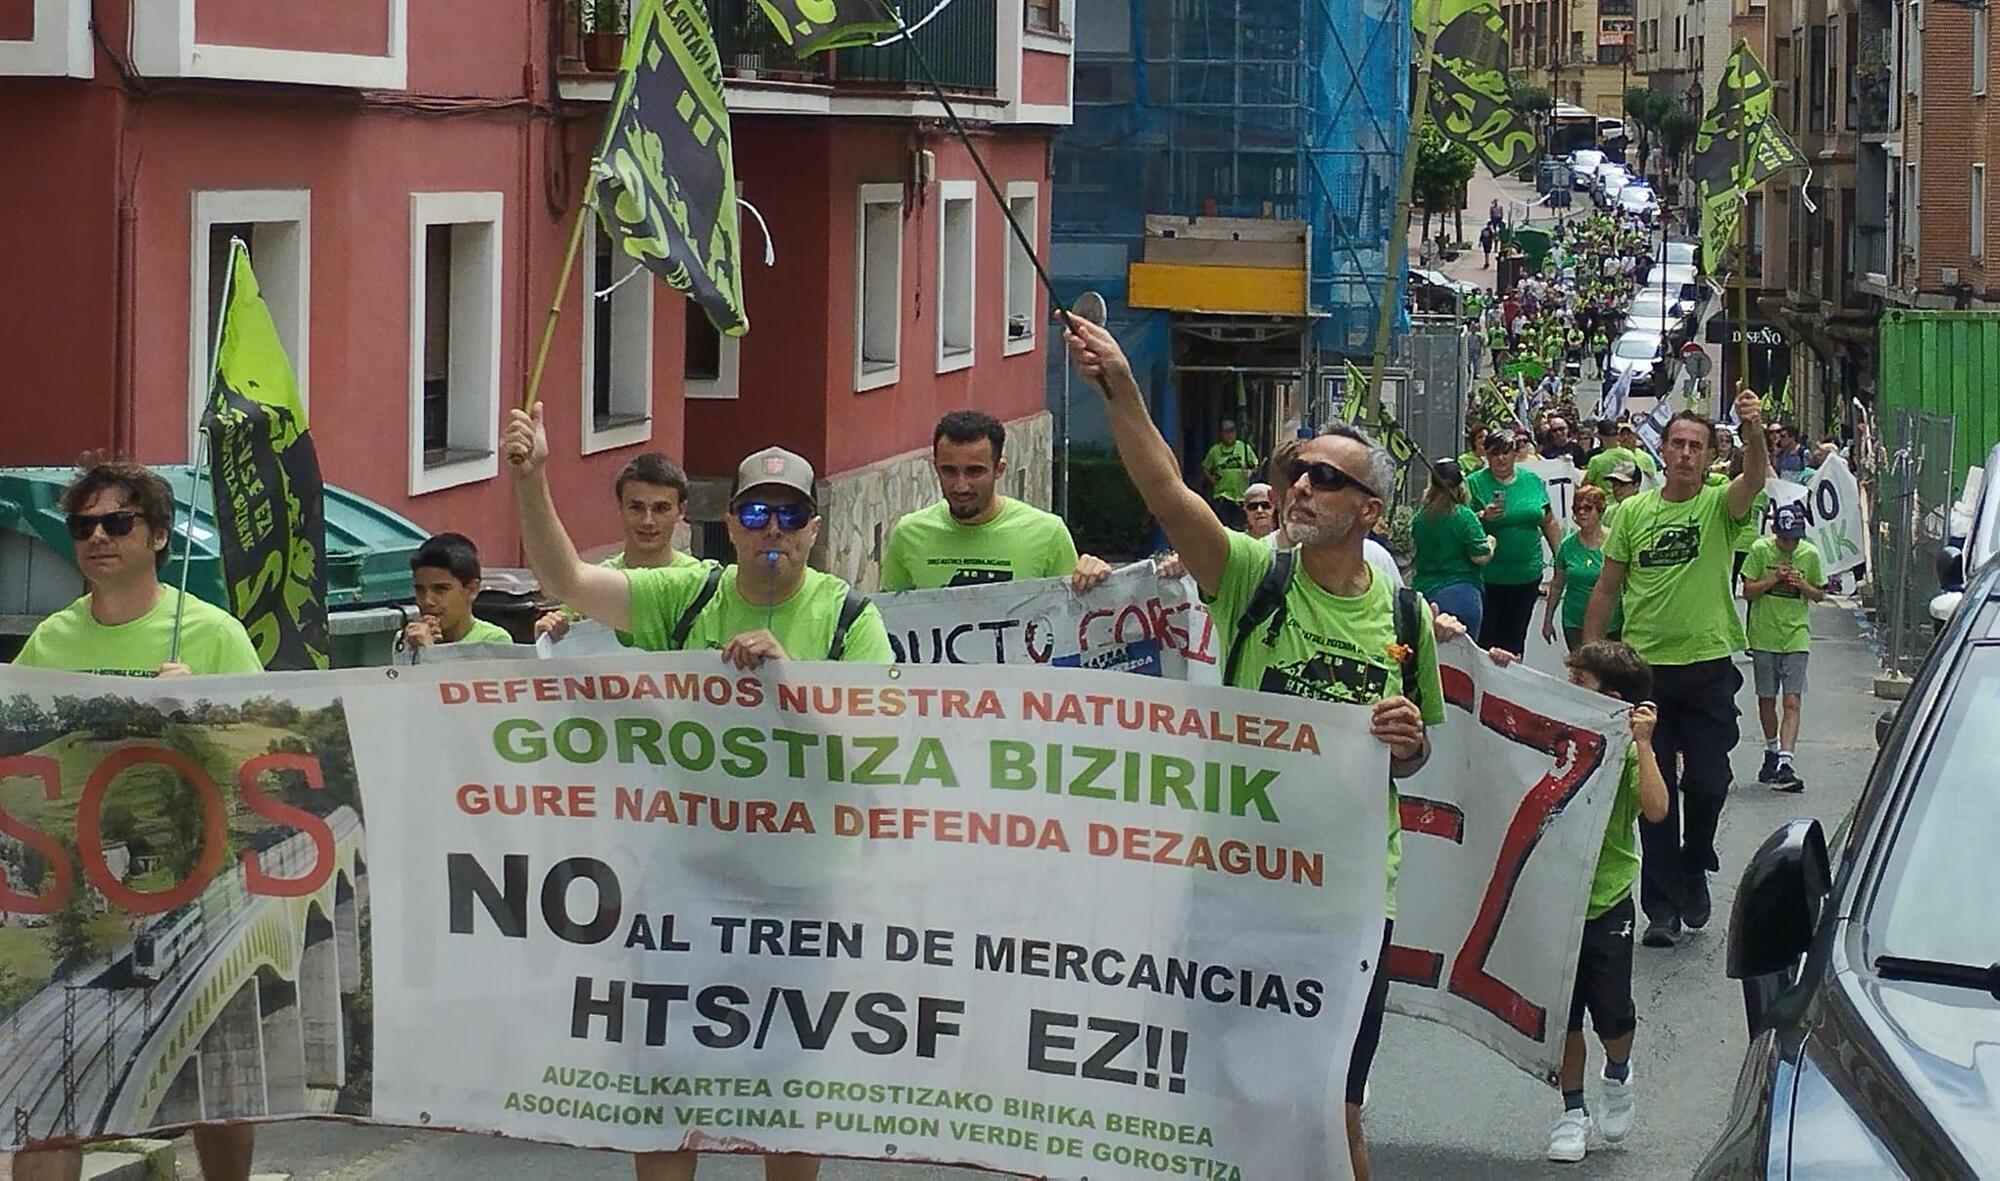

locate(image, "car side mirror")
[[1728, 819, 1831, 1033], [1937, 545, 1966, 593]]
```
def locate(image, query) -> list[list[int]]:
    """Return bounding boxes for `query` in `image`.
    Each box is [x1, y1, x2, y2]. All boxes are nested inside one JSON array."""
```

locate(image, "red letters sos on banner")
[[0, 748, 335, 918]]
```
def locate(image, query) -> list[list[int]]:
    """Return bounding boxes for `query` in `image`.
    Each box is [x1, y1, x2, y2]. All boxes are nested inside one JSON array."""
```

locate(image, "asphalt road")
[[222, 602, 1882, 1181]]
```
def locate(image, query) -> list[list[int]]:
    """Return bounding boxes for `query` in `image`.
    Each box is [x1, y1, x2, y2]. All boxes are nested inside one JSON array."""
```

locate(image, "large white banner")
[[0, 661, 1382, 1179], [1523, 457, 1582, 535], [1760, 453, 1867, 576], [1386, 644, 1632, 1080]]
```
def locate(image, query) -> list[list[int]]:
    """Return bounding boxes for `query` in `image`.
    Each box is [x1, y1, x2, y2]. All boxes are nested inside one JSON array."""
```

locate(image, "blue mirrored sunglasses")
[[733, 501, 813, 532]]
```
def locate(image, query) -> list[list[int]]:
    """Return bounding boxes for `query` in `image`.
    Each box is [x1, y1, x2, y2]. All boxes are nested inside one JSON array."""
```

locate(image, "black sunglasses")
[[66, 511, 144, 541], [733, 501, 813, 532], [1244, 500, 1275, 512], [1285, 459, 1379, 500]]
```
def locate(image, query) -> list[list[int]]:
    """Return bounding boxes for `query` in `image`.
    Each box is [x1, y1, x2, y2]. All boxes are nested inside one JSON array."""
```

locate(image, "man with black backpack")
[[505, 404, 890, 672], [1066, 320, 1444, 1181]]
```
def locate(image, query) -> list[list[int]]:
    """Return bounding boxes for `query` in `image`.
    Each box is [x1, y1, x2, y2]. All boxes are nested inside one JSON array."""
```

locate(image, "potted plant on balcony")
[[578, 0, 627, 73]]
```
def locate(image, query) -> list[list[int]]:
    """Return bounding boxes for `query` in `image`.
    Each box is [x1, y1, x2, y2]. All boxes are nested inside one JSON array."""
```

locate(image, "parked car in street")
[[1653, 239, 1699, 270], [1569, 148, 1606, 190], [1606, 330, 1667, 397], [1617, 184, 1659, 221], [1697, 552, 2000, 1179], [1620, 291, 1687, 343], [1645, 262, 1707, 318]]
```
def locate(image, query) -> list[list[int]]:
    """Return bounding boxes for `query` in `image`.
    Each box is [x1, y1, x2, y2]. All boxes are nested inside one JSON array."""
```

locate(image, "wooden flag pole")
[[522, 185, 599, 411], [1736, 113, 1752, 402], [1365, 0, 1444, 426]]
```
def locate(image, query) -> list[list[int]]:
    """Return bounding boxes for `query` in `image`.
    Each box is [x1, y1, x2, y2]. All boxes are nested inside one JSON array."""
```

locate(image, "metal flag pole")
[[173, 236, 243, 664], [1366, 0, 1444, 426]]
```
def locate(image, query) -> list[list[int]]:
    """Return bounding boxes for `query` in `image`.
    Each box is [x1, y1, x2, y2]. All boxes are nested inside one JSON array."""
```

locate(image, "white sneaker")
[[1547, 1108, 1590, 1163], [1599, 1065, 1637, 1143]]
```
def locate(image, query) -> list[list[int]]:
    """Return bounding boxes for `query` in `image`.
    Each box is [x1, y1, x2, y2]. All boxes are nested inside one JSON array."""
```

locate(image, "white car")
[[1648, 263, 1706, 314], [1606, 330, 1667, 396], [1622, 292, 1683, 340], [1617, 186, 1659, 219], [1596, 172, 1633, 208], [1654, 240, 1699, 268], [1410, 267, 1480, 300], [1569, 149, 1606, 189]]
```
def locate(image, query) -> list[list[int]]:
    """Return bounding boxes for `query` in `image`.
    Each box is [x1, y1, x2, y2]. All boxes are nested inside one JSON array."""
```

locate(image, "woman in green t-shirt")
[[1543, 483, 1622, 650], [1467, 431, 1564, 656], [1411, 459, 1494, 638]]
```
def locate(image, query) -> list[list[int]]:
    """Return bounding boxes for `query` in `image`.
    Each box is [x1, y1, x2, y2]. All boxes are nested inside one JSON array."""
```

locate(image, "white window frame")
[[1904, 162, 1921, 257], [1978, 5, 1991, 95], [407, 191, 504, 497], [854, 183, 905, 392], [936, 180, 977, 374], [684, 298, 743, 400], [0, 0, 91, 75], [133, 0, 407, 89], [188, 189, 311, 462], [1974, 164, 1987, 261], [1002, 181, 1041, 358], [580, 218, 655, 454]]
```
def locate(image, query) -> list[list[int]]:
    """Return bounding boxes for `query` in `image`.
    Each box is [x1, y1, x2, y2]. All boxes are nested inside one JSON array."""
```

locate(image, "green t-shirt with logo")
[[1588, 746, 1641, 918], [1465, 465, 1550, 586], [1410, 503, 1489, 593], [879, 498, 1080, 591], [16, 587, 262, 676], [626, 564, 894, 662], [1201, 439, 1259, 503], [1202, 530, 1446, 919], [1555, 531, 1622, 632], [1604, 482, 1755, 665], [1742, 536, 1823, 654]]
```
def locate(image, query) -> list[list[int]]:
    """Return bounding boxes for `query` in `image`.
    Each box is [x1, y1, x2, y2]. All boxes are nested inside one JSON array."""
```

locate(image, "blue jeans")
[[1425, 580, 1483, 641]]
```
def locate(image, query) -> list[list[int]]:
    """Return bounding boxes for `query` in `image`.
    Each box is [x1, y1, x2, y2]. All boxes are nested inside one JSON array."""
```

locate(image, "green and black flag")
[[594, 0, 747, 334], [1691, 40, 1807, 273], [1422, 0, 1538, 176], [201, 243, 329, 671], [753, 0, 899, 54]]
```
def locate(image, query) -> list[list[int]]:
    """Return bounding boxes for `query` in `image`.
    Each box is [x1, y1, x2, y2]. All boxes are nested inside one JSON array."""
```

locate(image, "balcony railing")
[[834, 0, 998, 94], [558, 0, 997, 96]]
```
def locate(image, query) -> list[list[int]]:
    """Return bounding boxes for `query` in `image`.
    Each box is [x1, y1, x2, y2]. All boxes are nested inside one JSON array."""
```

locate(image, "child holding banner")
[[1491, 641, 1668, 1163]]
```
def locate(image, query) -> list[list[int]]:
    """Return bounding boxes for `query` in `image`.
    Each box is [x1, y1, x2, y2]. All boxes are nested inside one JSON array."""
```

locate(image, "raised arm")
[[1066, 320, 1232, 596], [1727, 385, 1770, 520], [503, 403, 634, 630]]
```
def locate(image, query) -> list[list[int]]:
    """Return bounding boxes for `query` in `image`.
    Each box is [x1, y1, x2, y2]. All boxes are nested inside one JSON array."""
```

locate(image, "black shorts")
[[1567, 897, 1637, 1039], [1346, 921, 1393, 1106]]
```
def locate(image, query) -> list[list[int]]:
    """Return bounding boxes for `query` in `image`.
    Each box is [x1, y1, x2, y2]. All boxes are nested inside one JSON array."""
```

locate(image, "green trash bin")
[[0, 465, 435, 668]]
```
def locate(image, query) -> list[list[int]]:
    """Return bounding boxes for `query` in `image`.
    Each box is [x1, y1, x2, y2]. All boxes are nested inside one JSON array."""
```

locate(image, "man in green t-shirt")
[[880, 410, 1109, 593], [1741, 505, 1825, 793], [1585, 385, 1771, 949], [1199, 419, 1259, 530], [1067, 318, 1442, 1181], [506, 405, 892, 672], [403, 533, 515, 650], [1582, 440, 1658, 490], [12, 461, 262, 1181], [534, 452, 707, 644], [507, 409, 883, 1181]]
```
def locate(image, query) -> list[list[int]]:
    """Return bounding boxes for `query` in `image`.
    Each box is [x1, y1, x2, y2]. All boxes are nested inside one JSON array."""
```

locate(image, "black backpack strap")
[[1224, 548, 1295, 686], [1394, 585, 1425, 716], [827, 589, 870, 660], [669, 565, 726, 650]]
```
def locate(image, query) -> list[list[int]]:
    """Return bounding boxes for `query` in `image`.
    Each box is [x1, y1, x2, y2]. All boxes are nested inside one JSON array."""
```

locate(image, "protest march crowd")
[[4, 200, 1853, 1181]]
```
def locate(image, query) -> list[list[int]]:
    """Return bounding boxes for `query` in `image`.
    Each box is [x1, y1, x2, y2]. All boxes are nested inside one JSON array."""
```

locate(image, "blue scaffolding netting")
[[1050, 0, 1410, 435]]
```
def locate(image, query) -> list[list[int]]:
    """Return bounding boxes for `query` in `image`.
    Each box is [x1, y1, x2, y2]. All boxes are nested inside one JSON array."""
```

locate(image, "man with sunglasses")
[[881, 410, 1110, 593], [506, 404, 891, 673], [1240, 483, 1278, 540], [12, 462, 262, 1181], [1066, 321, 1444, 1181]]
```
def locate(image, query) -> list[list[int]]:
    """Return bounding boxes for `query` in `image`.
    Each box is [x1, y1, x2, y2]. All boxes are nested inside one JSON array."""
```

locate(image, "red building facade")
[[0, 0, 1073, 587]]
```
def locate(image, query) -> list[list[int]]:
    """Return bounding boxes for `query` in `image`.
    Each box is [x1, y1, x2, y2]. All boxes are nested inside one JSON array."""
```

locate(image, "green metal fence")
[[833, 0, 997, 94]]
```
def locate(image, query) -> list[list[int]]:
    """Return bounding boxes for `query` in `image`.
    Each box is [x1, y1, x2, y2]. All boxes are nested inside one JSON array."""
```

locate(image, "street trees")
[[1624, 87, 1673, 175], [1415, 125, 1478, 245]]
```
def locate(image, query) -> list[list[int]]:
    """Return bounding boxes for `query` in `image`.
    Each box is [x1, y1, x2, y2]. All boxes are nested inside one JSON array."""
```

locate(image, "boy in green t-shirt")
[[1740, 505, 1826, 792], [404, 532, 515, 649], [1488, 640, 1667, 1163]]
